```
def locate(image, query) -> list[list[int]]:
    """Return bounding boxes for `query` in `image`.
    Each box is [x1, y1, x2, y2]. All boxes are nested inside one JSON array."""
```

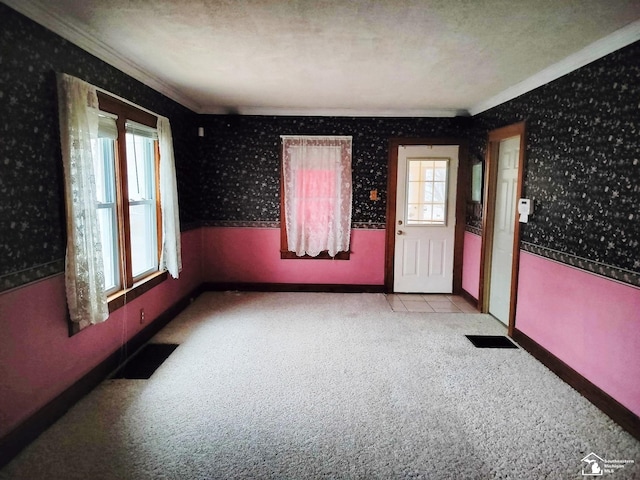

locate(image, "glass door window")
[[406, 158, 449, 225]]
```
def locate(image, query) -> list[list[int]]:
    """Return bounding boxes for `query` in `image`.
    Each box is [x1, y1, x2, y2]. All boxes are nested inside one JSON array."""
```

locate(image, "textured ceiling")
[[5, 0, 640, 115]]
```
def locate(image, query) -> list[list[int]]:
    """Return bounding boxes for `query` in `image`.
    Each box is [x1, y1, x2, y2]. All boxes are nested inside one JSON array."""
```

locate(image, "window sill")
[[107, 270, 168, 313], [280, 251, 350, 260]]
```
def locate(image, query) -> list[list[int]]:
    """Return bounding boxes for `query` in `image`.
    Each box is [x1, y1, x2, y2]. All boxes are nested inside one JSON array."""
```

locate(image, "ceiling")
[[5, 0, 640, 116]]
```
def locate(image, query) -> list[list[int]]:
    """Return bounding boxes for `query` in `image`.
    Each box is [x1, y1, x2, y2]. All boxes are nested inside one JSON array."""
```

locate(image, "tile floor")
[[385, 293, 479, 313]]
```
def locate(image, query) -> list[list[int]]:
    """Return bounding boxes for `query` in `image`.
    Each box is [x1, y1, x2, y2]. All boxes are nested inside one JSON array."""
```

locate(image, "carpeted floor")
[[2, 292, 638, 479]]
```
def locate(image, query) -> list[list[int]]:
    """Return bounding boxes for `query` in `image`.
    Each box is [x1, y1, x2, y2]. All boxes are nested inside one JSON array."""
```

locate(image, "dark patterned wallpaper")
[[0, 3, 199, 291], [2, 1, 637, 291], [468, 41, 640, 282], [197, 115, 468, 226]]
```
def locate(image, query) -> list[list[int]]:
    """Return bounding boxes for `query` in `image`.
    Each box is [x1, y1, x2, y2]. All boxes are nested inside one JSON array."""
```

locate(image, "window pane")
[[433, 182, 446, 203], [434, 166, 447, 181], [126, 133, 155, 201], [92, 137, 120, 292], [126, 132, 158, 280], [97, 206, 119, 292], [421, 204, 433, 222], [407, 204, 419, 221], [433, 205, 445, 222], [92, 138, 116, 204], [406, 158, 449, 225], [423, 182, 434, 202], [409, 161, 421, 182], [408, 182, 420, 203], [129, 203, 157, 278], [423, 164, 434, 181]]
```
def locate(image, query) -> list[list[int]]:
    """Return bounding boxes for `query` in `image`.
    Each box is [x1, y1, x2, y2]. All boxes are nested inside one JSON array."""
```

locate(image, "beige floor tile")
[[457, 304, 480, 313], [386, 294, 478, 314], [447, 295, 466, 303], [421, 294, 451, 301], [403, 301, 435, 312], [428, 301, 462, 312], [387, 298, 408, 312], [449, 295, 477, 307], [395, 294, 426, 301]]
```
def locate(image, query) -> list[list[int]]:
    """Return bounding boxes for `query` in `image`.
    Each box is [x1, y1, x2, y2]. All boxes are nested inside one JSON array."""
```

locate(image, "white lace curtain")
[[57, 75, 182, 327], [157, 116, 182, 278], [56, 73, 109, 326], [281, 136, 352, 257]]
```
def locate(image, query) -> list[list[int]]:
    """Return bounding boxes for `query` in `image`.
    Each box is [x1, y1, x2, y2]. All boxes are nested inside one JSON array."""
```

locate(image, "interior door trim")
[[479, 122, 526, 336], [385, 137, 469, 293]]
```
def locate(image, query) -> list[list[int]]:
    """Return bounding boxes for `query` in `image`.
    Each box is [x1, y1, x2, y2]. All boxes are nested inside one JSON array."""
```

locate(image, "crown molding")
[[207, 106, 469, 117], [2, 0, 203, 113], [469, 19, 640, 116]]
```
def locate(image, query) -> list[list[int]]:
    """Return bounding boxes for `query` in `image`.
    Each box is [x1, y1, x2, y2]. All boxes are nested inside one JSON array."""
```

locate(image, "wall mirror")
[[471, 157, 483, 203]]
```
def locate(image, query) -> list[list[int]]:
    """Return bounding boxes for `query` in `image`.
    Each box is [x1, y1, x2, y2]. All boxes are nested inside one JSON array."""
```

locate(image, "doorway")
[[385, 138, 467, 294], [480, 122, 526, 336]]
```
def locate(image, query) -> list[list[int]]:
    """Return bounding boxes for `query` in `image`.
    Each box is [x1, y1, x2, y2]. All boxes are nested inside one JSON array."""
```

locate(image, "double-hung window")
[[57, 73, 180, 331], [125, 121, 160, 280], [95, 93, 162, 299]]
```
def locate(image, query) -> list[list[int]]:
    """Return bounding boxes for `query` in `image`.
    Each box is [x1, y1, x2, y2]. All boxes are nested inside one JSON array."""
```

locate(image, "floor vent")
[[465, 335, 518, 349], [113, 343, 179, 379]]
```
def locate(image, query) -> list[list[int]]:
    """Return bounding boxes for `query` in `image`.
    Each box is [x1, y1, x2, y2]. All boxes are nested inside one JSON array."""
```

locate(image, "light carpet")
[[1, 292, 638, 479]]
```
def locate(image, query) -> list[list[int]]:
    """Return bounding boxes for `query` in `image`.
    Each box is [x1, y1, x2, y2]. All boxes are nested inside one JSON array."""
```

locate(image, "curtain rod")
[[94, 85, 162, 119], [60, 72, 164, 120]]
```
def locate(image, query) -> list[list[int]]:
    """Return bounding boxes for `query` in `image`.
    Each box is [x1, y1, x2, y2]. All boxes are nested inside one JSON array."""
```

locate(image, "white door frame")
[[385, 138, 468, 294], [480, 122, 526, 336]]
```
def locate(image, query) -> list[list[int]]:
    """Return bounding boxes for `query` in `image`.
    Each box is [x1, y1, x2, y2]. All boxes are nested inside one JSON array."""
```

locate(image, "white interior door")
[[488, 136, 520, 324], [393, 145, 458, 293]]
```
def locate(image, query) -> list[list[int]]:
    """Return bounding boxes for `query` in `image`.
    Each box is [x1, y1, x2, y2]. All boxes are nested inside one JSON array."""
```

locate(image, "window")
[[406, 158, 449, 225], [280, 136, 352, 259], [57, 73, 181, 331], [95, 93, 162, 299], [125, 122, 160, 279]]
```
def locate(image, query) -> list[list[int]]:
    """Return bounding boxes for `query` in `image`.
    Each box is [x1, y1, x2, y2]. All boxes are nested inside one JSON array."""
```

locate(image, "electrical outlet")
[[140, 308, 145, 324]]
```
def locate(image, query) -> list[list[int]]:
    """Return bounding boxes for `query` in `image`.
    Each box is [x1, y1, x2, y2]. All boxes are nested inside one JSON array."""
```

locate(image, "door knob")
[[398, 220, 403, 225], [397, 230, 404, 235]]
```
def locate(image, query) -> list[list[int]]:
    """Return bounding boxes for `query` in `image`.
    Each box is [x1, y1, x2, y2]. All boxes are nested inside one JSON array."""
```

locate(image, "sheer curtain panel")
[[281, 136, 352, 257], [157, 116, 182, 278], [56, 73, 109, 327]]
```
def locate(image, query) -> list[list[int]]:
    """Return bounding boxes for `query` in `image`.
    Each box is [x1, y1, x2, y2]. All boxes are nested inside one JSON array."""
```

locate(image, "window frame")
[[95, 92, 165, 311], [125, 123, 161, 281], [279, 136, 351, 260], [405, 157, 450, 226]]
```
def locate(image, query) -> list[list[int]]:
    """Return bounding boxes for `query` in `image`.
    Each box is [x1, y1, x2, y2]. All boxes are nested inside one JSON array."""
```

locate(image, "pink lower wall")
[[0, 226, 383, 440], [0, 229, 202, 438], [202, 227, 385, 285], [462, 231, 481, 300], [5, 226, 638, 439], [515, 251, 640, 417]]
